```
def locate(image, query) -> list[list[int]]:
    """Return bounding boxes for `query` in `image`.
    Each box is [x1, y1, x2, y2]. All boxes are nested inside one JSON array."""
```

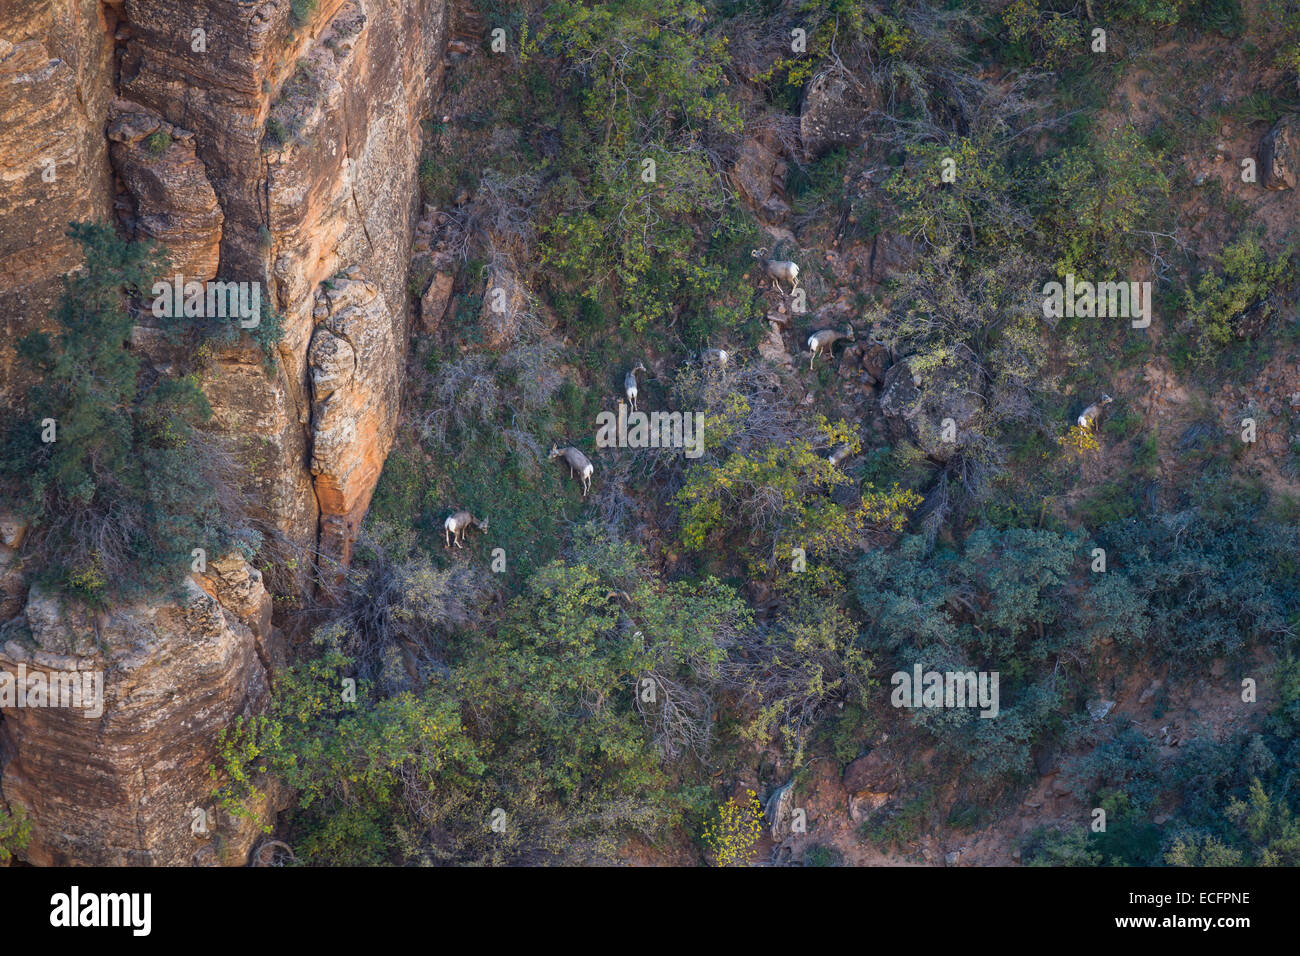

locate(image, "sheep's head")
[[549, 445, 561, 459], [478, 517, 489, 531], [633, 361, 646, 373], [1100, 393, 1113, 405], [751, 248, 769, 259]]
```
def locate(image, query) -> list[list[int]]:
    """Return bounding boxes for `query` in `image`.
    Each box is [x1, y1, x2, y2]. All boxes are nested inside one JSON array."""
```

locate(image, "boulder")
[[879, 356, 985, 462], [800, 68, 877, 159], [478, 263, 529, 348], [419, 263, 456, 332], [108, 106, 223, 279], [730, 133, 788, 221], [1260, 114, 1300, 190], [765, 780, 795, 841], [1087, 699, 1116, 721]]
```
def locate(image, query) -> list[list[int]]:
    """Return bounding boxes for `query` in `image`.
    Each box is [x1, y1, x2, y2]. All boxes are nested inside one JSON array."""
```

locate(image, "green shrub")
[[0, 806, 32, 865], [0, 223, 247, 604], [143, 130, 171, 156], [1183, 236, 1295, 354]]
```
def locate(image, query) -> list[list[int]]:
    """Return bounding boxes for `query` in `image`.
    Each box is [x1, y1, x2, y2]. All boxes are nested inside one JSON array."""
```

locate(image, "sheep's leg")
[[773, 279, 785, 296], [445, 527, 451, 548]]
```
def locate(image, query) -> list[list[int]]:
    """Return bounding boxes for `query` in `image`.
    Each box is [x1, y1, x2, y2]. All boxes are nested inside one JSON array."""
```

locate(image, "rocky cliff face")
[[0, 0, 448, 864], [0, 560, 285, 866], [0, 0, 116, 408]]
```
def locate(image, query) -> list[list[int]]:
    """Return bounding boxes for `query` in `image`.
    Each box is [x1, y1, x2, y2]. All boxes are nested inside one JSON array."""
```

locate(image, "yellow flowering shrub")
[[703, 790, 765, 867]]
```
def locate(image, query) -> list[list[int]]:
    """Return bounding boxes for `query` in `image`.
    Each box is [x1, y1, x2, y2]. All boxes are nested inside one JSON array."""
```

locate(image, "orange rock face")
[[0, 564, 284, 866], [309, 273, 402, 568], [0, 0, 449, 864], [0, 0, 115, 407]]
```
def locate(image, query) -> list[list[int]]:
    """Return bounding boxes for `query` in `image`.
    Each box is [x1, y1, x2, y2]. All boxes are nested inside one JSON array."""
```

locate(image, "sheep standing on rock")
[[752, 248, 800, 296], [807, 326, 854, 369]]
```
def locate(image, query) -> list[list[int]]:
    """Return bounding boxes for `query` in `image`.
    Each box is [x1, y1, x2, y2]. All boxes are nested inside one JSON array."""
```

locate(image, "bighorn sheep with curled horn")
[[807, 325, 854, 369], [444, 510, 488, 548], [624, 362, 647, 412], [752, 248, 800, 296], [1077, 393, 1113, 429], [550, 444, 594, 496]]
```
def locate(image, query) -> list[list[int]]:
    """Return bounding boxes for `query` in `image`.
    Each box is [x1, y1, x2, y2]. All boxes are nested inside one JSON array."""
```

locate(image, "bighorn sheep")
[[625, 362, 647, 412], [444, 510, 488, 548], [550, 444, 594, 496], [701, 347, 729, 369], [807, 325, 854, 369], [752, 248, 800, 296], [1077, 394, 1113, 429], [827, 444, 853, 467]]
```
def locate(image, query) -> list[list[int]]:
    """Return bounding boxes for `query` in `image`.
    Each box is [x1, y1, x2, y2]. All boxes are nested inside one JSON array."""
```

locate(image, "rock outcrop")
[[107, 105, 223, 278], [1260, 113, 1299, 191], [4, 0, 448, 571], [879, 356, 985, 462], [730, 132, 790, 223], [309, 271, 402, 569], [0, 0, 450, 865], [0, 1, 116, 407], [0, 558, 284, 866], [800, 66, 876, 160], [0, 515, 28, 622]]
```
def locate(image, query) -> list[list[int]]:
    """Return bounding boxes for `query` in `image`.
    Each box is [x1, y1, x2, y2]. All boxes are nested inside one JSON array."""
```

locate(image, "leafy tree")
[[1039, 124, 1169, 278], [887, 133, 1031, 251], [0, 223, 244, 604], [673, 419, 908, 574], [535, 0, 746, 331], [213, 628, 485, 865], [1165, 833, 1246, 866], [1223, 778, 1300, 866], [1093, 493, 1300, 661], [1182, 235, 1295, 352]]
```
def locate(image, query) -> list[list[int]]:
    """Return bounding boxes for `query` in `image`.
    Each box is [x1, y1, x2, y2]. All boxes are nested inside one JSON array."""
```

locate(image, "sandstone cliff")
[[0, 0, 449, 864], [0, 559, 286, 866]]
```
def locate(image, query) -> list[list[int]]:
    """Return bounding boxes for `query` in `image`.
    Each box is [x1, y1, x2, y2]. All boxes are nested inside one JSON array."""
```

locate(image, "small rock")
[[0, 514, 28, 550], [1260, 114, 1300, 190], [1087, 699, 1115, 721]]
